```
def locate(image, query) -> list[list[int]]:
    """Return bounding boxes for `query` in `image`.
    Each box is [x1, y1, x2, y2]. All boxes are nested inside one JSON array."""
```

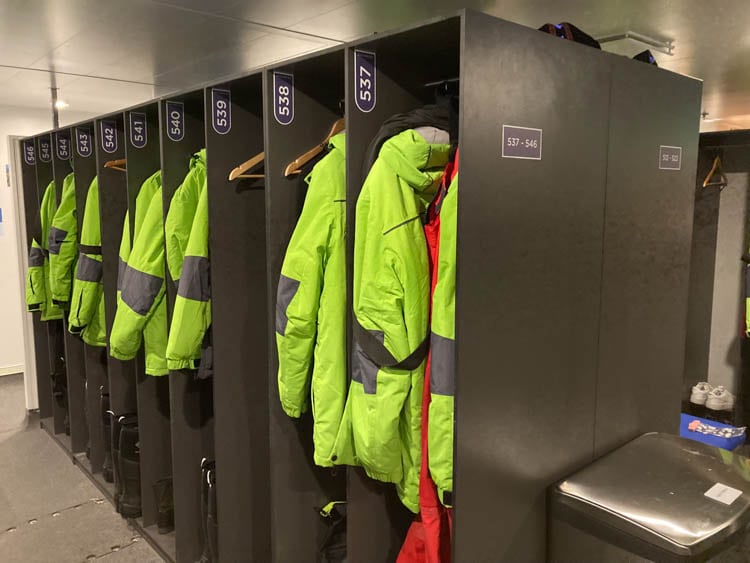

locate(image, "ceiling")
[[2, 0, 748, 131]]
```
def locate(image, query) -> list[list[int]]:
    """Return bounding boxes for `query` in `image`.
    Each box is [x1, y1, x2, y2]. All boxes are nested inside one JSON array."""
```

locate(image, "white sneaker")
[[705, 386, 735, 412], [690, 382, 712, 406]]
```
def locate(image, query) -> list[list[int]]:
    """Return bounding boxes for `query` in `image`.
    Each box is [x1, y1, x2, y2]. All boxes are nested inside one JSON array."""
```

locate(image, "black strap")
[[353, 319, 428, 371], [79, 244, 102, 255], [742, 253, 750, 264], [442, 491, 453, 506]]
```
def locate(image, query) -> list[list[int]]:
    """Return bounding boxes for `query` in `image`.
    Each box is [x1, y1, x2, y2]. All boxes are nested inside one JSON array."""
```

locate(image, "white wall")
[[0, 105, 96, 376], [707, 172, 749, 393]]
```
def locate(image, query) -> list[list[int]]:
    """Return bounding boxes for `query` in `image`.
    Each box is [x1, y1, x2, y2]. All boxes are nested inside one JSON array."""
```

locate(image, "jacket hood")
[[191, 148, 207, 169], [329, 131, 345, 155], [378, 129, 451, 193]]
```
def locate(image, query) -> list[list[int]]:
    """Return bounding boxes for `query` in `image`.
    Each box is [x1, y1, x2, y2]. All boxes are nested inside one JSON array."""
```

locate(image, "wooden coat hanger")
[[229, 151, 264, 180], [104, 158, 127, 173], [703, 155, 728, 189], [284, 117, 345, 177]]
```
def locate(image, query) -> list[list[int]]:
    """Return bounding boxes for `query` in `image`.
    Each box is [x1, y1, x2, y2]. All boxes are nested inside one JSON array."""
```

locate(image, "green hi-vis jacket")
[[351, 129, 451, 513], [275, 133, 347, 467], [68, 177, 106, 347], [109, 171, 168, 376], [429, 173, 457, 507], [25, 180, 63, 321], [48, 172, 77, 305], [166, 180, 210, 371]]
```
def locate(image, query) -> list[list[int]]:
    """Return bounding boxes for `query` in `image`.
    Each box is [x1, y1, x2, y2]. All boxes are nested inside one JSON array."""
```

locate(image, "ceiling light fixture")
[[54, 99, 69, 109]]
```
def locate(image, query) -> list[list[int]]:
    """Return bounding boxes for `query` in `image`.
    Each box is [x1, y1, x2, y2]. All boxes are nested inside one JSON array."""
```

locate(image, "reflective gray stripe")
[[29, 246, 44, 267], [117, 258, 126, 291], [120, 264, 163, 316], [178, 255, 210, 302], [48, 226, 67, 255], [275, 274, 300, 336], [352, 341, 380, 395], [76, 253, 103, 282], [430, 332, 455, 396]]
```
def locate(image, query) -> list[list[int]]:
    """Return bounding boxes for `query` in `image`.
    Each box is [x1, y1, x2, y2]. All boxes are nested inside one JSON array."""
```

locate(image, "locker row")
[[16, 10, 702, 562]]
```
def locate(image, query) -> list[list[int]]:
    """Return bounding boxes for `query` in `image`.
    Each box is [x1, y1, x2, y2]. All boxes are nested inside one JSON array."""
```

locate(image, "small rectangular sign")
[[55, 131, 71, 160], [100, 121, 117, 154], [23, 140, 36, 165], [129, 112, 147, 149], [76, 127, 92, 157], [659, 145, 682, 170], [354, 50, 376, 113], [166, 101, 185, 142], [273, 72, 294, 125], [705, 483, 742, 506], [38, 137, 52, 162], [502, 125, 542, 160], [212, 88, 231, 135]]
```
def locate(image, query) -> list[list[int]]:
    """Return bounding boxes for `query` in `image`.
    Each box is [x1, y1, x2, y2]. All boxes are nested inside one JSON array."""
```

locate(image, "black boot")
[[109, 410, 123, 512], [101, 388, 113, 483], [207, 465, 218, 562], [118, 415, 141, 518], [153, 477, 174, 534], [198, 458, 214, 563]]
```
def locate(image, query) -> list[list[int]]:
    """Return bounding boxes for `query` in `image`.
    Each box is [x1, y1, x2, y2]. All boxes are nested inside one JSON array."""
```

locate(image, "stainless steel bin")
[[549, 433, 750, 562]]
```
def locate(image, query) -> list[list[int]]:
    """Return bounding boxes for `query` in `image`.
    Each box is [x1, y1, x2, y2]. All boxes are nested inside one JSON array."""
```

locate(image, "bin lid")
[[554, 432, 750, 556]]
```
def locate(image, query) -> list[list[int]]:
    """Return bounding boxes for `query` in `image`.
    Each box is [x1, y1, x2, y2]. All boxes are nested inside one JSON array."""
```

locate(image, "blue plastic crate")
[[680, 413, 745, 451]]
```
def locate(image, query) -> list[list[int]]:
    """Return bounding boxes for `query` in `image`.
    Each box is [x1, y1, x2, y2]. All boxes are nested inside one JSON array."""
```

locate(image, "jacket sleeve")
[[48, 175, 78, 304], [110, 192, 166, 361], [275, 172, 331, 418], [164, 166, 203, 284], [428, 179, 458, 507], [26, 239, 46, 312], [166, 184, 211, 371], [69, 178, 103, 335], [351, 178, 422, 488]]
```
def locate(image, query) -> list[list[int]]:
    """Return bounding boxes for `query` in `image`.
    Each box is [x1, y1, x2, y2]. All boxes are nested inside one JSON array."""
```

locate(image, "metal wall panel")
[[71, 122, 107, 472], [594, 61, 702, 456], [20, 137, 53, 420], [263, 50, 347, 563], [159, 91, 213, 563], [94, 115, 137, 416], [53, 128, 87, 451], [205, 75, 271, 562], [124, 103, 173, 530], [455, 12, 611, 561]]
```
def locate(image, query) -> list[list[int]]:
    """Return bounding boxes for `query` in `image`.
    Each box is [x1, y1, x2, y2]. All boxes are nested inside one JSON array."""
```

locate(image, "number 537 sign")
[[354, 50, 376, 113]]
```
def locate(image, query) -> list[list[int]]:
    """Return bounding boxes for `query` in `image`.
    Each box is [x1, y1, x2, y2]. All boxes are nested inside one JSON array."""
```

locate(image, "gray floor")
[[0, 374, 163, 562]]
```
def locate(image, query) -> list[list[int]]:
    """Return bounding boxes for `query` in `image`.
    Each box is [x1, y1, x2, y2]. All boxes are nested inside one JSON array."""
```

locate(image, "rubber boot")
[[153, 477, 174, 534], [207, 466, 218, 562], [85, 380, 90, 459], [101, 388, 113, 483], [118, 415, 141, 518], [109, 410, 123, 512], [198, 458, 214, 563]]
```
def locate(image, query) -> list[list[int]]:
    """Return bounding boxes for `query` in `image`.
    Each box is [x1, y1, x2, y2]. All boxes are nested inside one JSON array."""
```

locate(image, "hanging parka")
[[166, 180, 210, 372], [165, 149, 206, 285], [68, 177, 107, 347], [351, 129, 451, 513], [275, 133, 347, 467], [48, 172, 78, 305], [109, 172, 169, 376], [428, 171, 458, 508], [26, 180, 63, 321]]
